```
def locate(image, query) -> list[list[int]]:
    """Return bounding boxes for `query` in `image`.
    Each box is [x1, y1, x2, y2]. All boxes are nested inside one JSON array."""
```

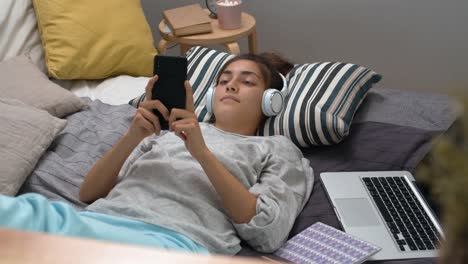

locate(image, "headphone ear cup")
[[261, 72, 287, 117], [262, 89, 284, 117], [205, 87, 215, 113]]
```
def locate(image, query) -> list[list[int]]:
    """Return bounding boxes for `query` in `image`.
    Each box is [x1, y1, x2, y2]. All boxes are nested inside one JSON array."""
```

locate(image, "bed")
[[0, 1, 461, 263]]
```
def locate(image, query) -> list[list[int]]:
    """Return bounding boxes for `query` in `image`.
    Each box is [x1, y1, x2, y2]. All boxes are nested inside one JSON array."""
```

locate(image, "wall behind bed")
[[140, 0, 468, 94]]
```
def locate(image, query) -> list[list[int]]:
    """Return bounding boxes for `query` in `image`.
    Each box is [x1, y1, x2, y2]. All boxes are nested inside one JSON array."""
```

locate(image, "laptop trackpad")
[[334, 198, 380, 227]]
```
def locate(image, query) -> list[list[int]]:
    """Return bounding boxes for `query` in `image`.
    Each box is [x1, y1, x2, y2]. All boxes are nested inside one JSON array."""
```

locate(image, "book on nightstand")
[[270, 222, 381, 264], [162, 4, 212, 37]]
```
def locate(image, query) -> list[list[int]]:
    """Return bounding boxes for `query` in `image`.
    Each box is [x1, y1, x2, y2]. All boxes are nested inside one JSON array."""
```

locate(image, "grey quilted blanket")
[[19, 98, 135, 209]]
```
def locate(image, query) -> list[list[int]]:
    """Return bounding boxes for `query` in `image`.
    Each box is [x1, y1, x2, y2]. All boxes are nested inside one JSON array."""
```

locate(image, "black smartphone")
[[152, 55, 187, 130]]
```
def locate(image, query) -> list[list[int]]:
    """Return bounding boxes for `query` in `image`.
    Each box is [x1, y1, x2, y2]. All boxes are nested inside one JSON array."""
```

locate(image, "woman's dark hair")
[[215, 52, 294, 91]]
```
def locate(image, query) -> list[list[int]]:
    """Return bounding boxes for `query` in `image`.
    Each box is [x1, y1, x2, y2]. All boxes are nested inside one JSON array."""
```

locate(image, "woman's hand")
[[169, 81, 209, 161], [127, 75, 170, 142]]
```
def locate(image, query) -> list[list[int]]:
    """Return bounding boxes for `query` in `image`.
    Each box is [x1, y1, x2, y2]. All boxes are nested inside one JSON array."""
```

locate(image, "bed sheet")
[[68, 75, 149, 106]]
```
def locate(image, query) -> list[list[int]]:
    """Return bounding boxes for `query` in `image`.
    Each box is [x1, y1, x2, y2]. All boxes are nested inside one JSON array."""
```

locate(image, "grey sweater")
[[86, 123, 314, 255]]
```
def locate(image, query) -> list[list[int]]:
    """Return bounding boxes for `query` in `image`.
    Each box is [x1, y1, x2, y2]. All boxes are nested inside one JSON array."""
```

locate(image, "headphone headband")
[[277, 72, 288, 94]]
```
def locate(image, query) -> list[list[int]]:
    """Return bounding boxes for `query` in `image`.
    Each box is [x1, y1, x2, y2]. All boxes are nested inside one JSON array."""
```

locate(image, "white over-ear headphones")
[[205, 72, 287, 117]]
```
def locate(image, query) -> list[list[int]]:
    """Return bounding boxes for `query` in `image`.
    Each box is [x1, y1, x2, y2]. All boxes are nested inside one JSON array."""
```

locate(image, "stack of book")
[[163, 4, 212, 37]]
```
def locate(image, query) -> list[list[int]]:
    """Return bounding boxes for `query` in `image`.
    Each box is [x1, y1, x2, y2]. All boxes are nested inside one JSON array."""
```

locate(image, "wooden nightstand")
[[158, 10, 257, 55]]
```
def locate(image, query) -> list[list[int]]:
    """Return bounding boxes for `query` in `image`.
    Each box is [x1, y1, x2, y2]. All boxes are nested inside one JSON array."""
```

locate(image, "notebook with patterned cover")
[[272, 222, 381, 264]]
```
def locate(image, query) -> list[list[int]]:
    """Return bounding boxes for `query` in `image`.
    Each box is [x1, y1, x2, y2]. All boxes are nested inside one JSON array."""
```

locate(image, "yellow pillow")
[[33, 0, 157, 80]]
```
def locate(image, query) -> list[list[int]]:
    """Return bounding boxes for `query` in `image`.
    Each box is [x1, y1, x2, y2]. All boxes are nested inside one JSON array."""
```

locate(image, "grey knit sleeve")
[[233, 137, 314, 253], [117, 135, 153, 181]]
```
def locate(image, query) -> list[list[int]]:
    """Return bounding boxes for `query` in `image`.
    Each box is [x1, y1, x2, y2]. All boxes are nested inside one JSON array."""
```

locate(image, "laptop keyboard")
[[362, 176, 441, 252]]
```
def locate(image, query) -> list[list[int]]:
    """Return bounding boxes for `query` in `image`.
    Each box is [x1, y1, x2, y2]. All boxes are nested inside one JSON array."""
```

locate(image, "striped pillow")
[[259, 62, 381, 146], [129, 46, 382, 147]]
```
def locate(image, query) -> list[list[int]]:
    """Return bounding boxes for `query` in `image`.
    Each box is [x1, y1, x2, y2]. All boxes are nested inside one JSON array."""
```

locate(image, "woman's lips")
[[221, 95, 240, 103]]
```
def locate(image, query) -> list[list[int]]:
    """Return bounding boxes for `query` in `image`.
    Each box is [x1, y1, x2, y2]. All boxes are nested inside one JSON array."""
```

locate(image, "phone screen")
[[152, 55, 187, 130]]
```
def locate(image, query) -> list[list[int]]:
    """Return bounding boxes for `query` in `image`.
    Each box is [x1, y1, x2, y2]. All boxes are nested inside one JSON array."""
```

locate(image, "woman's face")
[[213, 60, 266, 128]]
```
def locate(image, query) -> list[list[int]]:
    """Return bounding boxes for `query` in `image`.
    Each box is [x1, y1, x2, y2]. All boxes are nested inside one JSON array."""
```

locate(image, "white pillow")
[[70, 75, 149, 105], [0, 0, 46, 72]]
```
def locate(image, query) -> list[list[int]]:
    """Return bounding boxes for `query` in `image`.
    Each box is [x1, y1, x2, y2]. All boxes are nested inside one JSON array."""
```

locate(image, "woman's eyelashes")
[[219, 78, 256, 87], [243, 80, 256, 86]]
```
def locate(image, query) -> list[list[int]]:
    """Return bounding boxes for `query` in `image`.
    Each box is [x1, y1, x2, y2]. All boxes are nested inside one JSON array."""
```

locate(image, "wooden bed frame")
[[0, 228, 272, 264]]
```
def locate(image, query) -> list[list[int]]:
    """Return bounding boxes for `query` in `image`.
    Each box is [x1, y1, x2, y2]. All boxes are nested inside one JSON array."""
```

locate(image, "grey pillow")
[[0, 55, 86, 118], [0, 98, 66, 196]]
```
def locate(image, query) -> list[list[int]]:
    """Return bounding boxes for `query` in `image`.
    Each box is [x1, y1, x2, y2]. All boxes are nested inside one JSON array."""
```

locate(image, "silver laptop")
[[320, 171, 444, 260]]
